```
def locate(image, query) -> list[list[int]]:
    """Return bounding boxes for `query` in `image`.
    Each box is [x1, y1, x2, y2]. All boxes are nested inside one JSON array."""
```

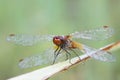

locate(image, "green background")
[[0, 0, 120, 80]]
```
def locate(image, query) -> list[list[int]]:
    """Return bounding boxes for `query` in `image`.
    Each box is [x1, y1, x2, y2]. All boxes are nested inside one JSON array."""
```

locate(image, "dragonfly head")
[[53, 36, 65, 46]]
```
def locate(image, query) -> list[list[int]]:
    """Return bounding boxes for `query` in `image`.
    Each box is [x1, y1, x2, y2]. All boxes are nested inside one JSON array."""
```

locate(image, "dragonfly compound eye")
[[53, 36, 64, 46]]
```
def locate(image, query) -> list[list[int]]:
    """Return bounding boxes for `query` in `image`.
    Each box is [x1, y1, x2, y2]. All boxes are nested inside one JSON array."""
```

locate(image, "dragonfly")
[[7, 26, 116, 69]]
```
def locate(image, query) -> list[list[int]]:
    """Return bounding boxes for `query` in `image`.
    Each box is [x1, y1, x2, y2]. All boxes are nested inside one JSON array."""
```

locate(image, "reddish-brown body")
[[53, 35, 83, 50]]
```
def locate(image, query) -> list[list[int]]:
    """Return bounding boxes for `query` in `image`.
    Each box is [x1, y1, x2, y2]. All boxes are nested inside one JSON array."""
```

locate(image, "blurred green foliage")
[[0, 0, 120, 80]]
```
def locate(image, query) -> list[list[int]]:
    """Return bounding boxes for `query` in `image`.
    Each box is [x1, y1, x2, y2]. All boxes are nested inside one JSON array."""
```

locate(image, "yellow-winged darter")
[[7, 26, 116, 69]]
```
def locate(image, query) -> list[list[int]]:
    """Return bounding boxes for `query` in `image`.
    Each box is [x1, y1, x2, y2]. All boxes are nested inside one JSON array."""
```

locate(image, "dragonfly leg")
[[69, 48, 81, 61], [65, 53, 69, 60], [53, 46, 59, 61], [54, 46, 59, 53], [64, 49, 73, 64], [52, 48, 61, 64]]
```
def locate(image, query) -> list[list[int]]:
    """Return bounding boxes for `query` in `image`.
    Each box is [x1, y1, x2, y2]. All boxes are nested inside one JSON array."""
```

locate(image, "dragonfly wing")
[[18, 48, 55, 69], [71, 26, 114, 40], [18, 48, 66, 69], [7, 34, 54, 46], [82, 44, 116, 62], [91, 50, 116, 62]]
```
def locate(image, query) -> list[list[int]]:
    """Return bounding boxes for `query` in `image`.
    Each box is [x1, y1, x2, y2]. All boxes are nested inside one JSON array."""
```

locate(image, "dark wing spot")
[[103, 26, 109, 28], [9, 34, 15, 36]]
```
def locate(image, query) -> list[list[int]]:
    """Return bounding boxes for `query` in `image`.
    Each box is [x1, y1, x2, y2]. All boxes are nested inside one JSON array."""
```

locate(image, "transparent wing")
[[18, 48, 65, 69], [7, 34, 54, 46], [71, 26, 114, 40], [18, 48, 55, 69], [82, 44, 116, 62]]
